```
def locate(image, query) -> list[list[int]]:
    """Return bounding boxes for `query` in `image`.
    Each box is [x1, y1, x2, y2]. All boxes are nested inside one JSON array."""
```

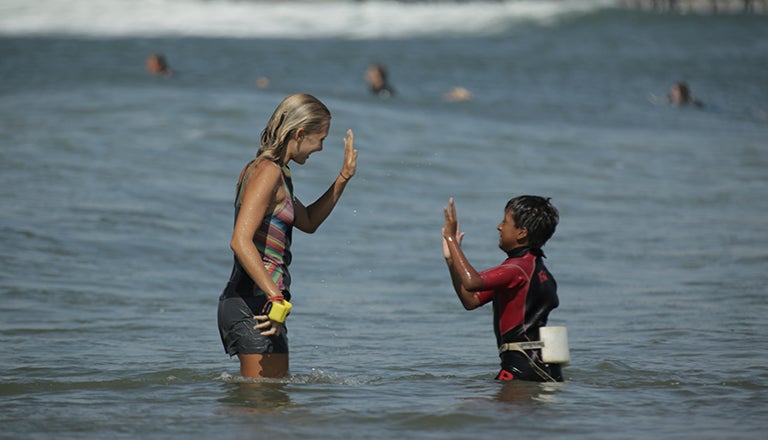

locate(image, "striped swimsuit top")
[[233, 163, 295, 294]]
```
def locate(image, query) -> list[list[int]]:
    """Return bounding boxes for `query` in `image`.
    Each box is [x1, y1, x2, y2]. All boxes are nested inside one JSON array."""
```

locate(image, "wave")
[[0, 0, 620, 39]]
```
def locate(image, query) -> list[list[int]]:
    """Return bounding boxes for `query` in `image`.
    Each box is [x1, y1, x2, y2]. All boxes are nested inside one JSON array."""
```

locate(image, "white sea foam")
[[0, 0, 617, 39]]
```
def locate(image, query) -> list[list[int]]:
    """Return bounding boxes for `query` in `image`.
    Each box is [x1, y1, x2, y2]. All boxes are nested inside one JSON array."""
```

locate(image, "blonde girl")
[[217, 94, 358, 378]]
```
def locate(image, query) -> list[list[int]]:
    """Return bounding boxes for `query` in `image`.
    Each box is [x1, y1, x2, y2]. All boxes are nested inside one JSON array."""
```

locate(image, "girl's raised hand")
[[340, 129, 358, 180]]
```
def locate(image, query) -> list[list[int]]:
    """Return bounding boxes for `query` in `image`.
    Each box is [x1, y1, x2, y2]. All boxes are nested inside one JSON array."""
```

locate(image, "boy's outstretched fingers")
[[443, 197, 459, 238]]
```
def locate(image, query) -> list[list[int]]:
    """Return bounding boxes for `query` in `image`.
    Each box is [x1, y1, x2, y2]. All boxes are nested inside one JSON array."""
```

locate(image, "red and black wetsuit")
[[476, 246, 563, 382]]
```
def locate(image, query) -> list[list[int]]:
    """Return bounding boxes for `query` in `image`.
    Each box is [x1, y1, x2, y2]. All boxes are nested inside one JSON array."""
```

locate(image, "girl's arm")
[[294, 129, 358, 233]]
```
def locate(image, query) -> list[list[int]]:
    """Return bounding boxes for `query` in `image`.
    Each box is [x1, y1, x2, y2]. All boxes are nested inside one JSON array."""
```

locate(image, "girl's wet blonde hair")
[[257, 93, 331, 164], [237, 93, 331, 189]]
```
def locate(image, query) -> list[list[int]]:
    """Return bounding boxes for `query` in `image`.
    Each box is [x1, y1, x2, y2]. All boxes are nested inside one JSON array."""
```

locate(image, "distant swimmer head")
[[668, 81, 691, 105], [256, 76, 270, 89], [366, 63, 394, 98], [366, 63, 387, 89], [146, 53, 172, 76], [667, 81, 704, 108], [444, 86, 473, 102]]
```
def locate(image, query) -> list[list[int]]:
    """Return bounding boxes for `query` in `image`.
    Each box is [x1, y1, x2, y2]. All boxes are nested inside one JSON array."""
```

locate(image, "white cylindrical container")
[[540, 326, 570, 365]]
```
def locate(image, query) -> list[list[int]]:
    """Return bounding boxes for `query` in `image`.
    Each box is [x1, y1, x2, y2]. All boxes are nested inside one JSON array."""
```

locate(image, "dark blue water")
[[1, 2, 767, 439]]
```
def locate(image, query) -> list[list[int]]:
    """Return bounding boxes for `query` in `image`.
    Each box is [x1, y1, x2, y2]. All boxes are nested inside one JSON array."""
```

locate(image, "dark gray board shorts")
[[218, 295, 289, 355]]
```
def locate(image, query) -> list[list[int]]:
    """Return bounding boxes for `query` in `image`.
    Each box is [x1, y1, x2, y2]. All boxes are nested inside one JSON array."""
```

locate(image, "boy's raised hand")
[[442, 198, 465, 259]]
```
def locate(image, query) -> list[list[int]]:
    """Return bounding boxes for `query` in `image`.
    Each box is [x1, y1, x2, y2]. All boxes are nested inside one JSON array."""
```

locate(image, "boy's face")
[[497, 209, 528, 252]]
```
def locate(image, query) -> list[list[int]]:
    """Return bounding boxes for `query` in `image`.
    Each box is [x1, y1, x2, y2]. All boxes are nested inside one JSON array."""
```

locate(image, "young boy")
[[442, 196, 563, 382]]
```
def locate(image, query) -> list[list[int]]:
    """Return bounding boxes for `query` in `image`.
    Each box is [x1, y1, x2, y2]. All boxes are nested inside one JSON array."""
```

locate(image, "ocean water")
[[1, 1, 767, 439]]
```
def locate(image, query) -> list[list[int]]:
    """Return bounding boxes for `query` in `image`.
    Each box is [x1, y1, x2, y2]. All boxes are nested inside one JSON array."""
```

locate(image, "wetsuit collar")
[[505, 246, 545, 259]]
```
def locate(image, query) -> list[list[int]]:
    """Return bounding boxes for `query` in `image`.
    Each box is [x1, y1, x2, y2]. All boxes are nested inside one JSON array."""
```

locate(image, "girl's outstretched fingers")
[[341, 129, 358, 179]]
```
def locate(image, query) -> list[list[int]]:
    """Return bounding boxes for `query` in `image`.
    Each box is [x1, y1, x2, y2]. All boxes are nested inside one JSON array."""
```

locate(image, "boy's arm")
[[444, 246, 482, 310], [442, 198, 484, 309]]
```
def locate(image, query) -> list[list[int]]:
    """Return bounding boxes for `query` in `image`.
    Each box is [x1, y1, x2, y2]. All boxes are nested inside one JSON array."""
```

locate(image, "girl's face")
[[289, 126, 328, 164], [497, 209, 527, 252]]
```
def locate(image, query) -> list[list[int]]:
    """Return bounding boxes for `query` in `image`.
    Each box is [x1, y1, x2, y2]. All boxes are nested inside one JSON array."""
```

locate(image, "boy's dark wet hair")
[[505, 195, 559, 249]]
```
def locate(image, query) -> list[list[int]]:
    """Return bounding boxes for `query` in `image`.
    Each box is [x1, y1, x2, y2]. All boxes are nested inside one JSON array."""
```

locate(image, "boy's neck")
[[505, 246, 544, 259]]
